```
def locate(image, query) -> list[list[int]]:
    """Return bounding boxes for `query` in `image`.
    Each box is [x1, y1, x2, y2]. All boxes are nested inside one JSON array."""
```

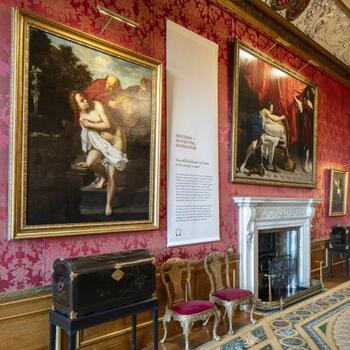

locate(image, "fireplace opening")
[[258, 228, 308, 302]]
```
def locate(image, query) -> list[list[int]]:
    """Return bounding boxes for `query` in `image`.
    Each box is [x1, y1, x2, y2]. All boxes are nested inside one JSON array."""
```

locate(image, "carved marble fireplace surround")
[[233, 197, 321, 297]]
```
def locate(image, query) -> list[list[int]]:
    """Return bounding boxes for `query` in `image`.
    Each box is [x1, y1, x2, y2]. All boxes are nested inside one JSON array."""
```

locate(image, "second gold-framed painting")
[[231, 41, 318, 187], [9, 9, 162, 239], [329, 169, 348, 216]]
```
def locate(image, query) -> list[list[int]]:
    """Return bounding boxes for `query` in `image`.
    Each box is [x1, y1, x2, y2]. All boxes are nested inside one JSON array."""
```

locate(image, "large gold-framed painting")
[[9, 9, 162, 239], [231, 41, 318, 187]]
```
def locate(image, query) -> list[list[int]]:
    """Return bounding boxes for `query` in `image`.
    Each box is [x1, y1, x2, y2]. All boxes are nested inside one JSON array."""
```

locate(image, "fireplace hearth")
[[258, 228, 300, 302], [233, 197, 322, 310]]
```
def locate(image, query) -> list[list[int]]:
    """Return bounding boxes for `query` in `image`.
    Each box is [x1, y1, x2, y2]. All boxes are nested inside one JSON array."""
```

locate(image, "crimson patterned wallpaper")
[[0, 0, 349, 292]]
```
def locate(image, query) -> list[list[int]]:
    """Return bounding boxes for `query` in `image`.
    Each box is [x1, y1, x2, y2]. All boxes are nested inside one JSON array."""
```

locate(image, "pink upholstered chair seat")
[[172, 300, 215, 315], [213, 288, 253, 301]]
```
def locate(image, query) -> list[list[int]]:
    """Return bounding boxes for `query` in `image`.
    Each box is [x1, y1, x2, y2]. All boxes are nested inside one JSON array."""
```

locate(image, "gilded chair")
[[204, 251, 256, 336], [160, 257, 220, 350]]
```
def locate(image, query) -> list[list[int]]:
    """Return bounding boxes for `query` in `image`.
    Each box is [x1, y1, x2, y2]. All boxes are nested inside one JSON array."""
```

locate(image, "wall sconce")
[[266, 36, 290, 54], [308, 59, 320, 67], [97, 4, 139, 34], [275, 37, 290, 48], [299, 58, 320, 72]]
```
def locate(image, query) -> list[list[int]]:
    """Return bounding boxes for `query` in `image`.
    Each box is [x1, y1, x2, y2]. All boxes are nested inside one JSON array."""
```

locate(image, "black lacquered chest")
[[52, 249, 156, 319]]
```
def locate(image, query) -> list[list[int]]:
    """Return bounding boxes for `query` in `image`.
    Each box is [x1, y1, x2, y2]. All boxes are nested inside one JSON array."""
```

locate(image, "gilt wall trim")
[[0, 285, 51, 302], [213, 0, 350, 87]]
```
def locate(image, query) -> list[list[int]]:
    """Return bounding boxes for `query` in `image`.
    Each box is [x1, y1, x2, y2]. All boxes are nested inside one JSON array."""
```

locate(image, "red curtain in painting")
[[241, 57, 306, 143]]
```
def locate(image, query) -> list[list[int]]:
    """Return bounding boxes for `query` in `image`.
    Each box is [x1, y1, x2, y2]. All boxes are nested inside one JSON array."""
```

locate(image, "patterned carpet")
[[197, 281, 350, 350], [333, 306, 350, 349]]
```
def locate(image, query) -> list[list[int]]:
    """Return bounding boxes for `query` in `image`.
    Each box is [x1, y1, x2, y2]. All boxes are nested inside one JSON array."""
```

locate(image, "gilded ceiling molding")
[[338, 0, 350, 14], [212, 0, 350, 87]]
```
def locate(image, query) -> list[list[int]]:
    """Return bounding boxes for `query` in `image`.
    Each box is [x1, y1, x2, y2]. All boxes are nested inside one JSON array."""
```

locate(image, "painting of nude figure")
[[9, 10, 161, 239], [231, 41, 317, 187]]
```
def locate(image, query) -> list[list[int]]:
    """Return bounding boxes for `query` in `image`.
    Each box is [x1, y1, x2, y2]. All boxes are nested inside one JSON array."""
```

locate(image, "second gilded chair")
[[204, 251, 256, 335], [160, 257, 220, 350]]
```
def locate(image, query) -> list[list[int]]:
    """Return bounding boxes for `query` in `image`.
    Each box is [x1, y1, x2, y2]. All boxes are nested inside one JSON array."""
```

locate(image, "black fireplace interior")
[[258, 228, 307, 302]]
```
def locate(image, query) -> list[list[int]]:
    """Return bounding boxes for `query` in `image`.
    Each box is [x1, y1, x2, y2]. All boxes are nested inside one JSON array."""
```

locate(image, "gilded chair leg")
[[212, 309, 221, 341], [226, 304, 235, 336], [203, 316, 210, 326], [160, 310, 171, 343], [181, 319, 194, 350], [250, 298, 256, 324]]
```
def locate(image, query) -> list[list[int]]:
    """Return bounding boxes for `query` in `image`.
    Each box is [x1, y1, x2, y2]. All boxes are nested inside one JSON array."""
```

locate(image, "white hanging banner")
[[166, 20, 220, 247]]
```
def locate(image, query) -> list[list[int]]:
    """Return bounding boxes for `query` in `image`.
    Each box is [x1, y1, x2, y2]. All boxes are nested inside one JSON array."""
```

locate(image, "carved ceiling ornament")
[[262, 0, 350, 66], [271, 0, 312, 20], [215, 0, 350, 86]]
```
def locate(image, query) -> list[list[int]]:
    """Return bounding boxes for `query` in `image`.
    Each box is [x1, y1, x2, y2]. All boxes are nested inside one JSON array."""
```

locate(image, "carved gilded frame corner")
[[231, 40, 318, 188], [329, 168, 348, 216], [9, 9, 162, 239]]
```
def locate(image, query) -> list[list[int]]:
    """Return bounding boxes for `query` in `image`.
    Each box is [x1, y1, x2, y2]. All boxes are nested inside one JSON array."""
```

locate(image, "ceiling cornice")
[[337, 0, 350, 15], [212, 0, 350, 88]]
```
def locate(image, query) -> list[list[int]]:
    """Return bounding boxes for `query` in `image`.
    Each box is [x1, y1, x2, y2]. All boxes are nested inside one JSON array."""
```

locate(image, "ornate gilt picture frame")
[[329, 169, 348, 216], [231, 41, 318, 187], [9, 9, 162, 239]]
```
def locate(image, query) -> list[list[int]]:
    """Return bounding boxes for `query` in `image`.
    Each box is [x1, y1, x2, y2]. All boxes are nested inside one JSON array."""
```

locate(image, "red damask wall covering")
[[0, 0, 349, 292]]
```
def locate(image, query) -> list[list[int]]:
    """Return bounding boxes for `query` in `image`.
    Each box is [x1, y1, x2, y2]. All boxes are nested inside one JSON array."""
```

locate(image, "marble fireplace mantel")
[[232, 197, 321, 297]]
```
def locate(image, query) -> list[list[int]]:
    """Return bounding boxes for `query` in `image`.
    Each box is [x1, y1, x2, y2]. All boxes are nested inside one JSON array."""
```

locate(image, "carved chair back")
[[204, 252, 232, 295], [160, 257, 193, 308]]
